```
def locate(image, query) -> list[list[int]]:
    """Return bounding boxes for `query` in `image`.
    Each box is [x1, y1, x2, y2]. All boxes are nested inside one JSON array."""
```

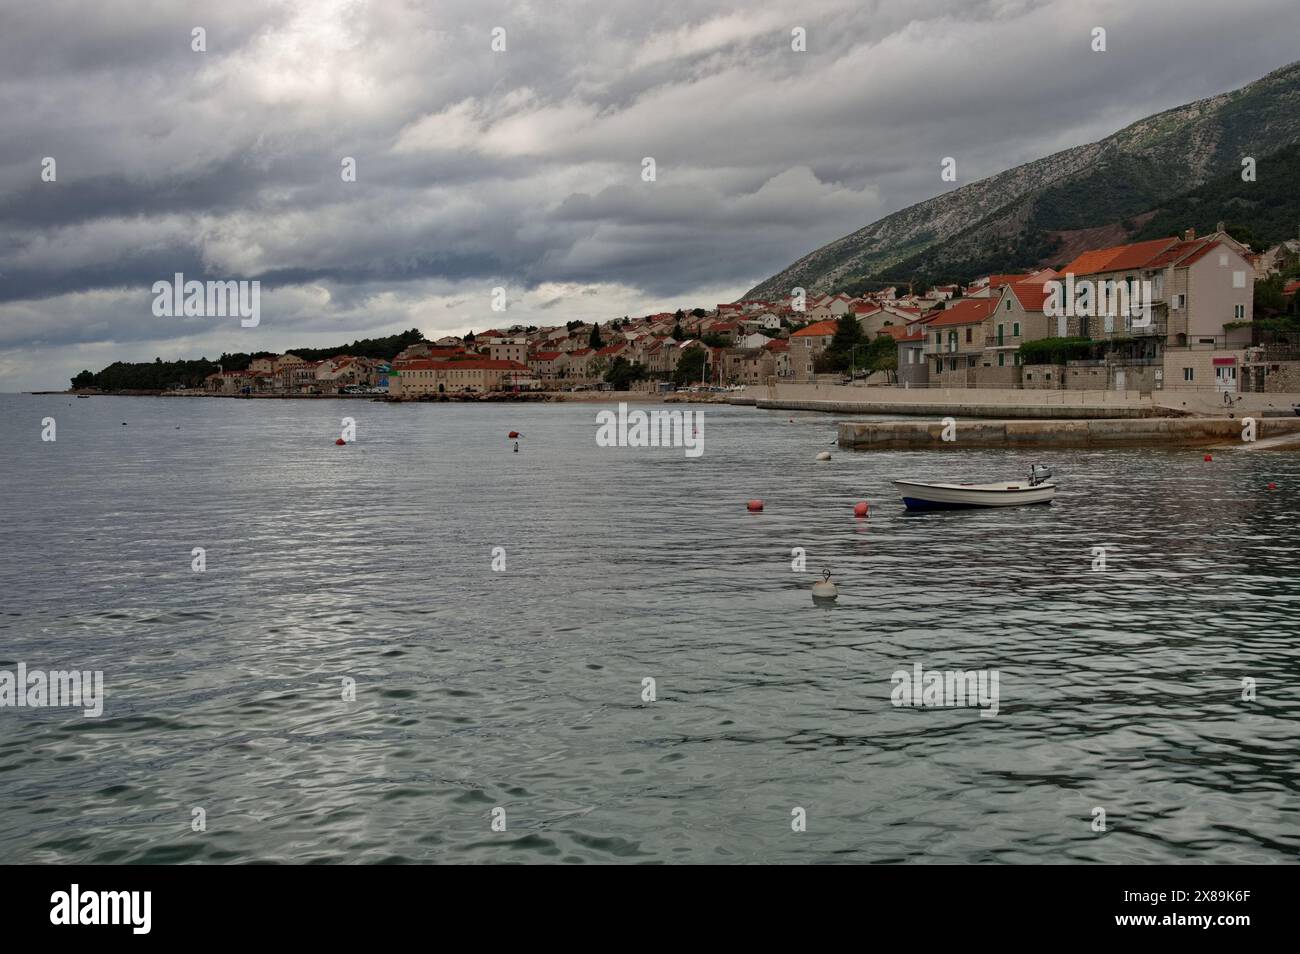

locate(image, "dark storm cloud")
[[2, 0, 1299, 390]]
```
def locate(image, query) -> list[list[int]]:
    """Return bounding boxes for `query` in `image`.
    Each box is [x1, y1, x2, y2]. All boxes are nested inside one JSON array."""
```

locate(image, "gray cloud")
[[2, 0, 1299, 389]]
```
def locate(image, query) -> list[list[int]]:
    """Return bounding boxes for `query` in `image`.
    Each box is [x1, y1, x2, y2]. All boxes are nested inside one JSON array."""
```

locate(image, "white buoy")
[[816, 451, 831, 461], [812, 569, 838, 601]]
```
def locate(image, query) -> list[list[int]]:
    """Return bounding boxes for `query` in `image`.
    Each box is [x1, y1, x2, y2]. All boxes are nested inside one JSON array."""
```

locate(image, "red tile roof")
[[1144, 237, 1232, 269], [924, 298, 998, 328], [791, 319, 839, 337], [1059, 238, 1179, 276], [986, 274, 1030, 288], [1006, 281, 1053, 312], [531, 351, 562, 361], [764, 338, 789, 351]]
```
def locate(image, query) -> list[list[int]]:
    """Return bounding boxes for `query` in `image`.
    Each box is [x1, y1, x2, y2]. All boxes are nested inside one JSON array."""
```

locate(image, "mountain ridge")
[[743, 60, 1300, 298]]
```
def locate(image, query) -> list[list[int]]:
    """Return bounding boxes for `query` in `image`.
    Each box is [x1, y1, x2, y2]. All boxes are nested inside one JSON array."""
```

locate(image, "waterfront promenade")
[[730, 383, 1300, 420]]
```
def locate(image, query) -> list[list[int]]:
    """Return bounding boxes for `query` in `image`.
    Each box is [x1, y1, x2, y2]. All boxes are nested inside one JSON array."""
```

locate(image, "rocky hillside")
[[744, 60, 1300, 298]]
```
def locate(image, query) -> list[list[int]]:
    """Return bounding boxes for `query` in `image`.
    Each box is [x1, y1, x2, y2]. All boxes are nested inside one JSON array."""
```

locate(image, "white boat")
[[894, 466, 1056, 510]]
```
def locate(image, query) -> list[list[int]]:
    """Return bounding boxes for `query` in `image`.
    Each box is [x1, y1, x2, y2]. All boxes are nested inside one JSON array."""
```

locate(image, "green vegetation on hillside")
[[70, 328, 424, 391], [1132, 143, 1300, 250]]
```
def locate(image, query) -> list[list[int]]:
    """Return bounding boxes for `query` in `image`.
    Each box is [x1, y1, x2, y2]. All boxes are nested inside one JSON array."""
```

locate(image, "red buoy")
[[508, 431, 520, 438], [335, 438, 346, 445], [1204, 454, 1213, 462], [1268, 482, 1278, 490], [854, 501, 870, 518], [746, 499, 763, 512]]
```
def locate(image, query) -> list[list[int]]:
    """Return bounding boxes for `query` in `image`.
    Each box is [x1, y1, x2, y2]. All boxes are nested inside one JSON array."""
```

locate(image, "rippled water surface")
[[2, 393, 1299, 864]]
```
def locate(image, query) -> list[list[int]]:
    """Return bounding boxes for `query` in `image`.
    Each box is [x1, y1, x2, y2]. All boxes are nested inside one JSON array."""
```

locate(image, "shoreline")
[[34, 389, 728, 404]]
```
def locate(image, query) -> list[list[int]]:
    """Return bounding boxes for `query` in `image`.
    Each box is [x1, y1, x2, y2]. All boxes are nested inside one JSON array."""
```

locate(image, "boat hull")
[[893, 480, 1056, 510]]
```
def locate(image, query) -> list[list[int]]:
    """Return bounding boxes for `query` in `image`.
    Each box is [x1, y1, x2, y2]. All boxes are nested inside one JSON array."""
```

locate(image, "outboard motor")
[[1029, 464, 1053, 486]]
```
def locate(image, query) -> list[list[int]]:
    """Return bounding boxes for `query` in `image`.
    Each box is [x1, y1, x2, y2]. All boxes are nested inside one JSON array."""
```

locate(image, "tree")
[[672, 345, 707, 385], [604, 356, 647, 390], [815, 312, 863, 373], [691, 308, 707, 318], [671, 320, 685, 341], [589, 323, 605, 349], [830, 312, 861, 353], [1224, 223, 1258, 250]]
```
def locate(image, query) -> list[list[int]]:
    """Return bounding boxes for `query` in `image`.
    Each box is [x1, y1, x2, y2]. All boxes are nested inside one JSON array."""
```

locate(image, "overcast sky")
[[1, 0, 1297, 390]]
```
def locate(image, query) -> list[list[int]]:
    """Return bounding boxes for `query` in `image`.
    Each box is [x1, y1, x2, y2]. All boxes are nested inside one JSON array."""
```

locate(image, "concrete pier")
[[839, 416, 1300, 450]]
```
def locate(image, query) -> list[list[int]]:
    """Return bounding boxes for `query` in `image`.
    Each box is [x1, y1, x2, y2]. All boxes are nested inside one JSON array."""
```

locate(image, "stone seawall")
[[752, 398, 1161, 419], [839, 417, 1300, 450]]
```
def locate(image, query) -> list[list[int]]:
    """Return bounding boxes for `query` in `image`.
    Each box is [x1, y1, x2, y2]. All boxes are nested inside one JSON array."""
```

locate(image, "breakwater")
[[839, 416, 1300, 450]]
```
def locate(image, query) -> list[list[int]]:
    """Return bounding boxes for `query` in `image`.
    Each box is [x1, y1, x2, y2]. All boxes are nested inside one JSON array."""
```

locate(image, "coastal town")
[[191, 225, 1300, 401]]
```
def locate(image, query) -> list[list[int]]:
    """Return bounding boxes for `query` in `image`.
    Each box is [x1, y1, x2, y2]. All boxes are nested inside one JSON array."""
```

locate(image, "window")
[[935, 332, 941, 346], [1012, 322, 1020, 337], [1172, 294, 1185, 310], [1005, 299, 1012, 311], [1183, 367, 1194, 382], [1234, 304, 1246, 319], [965, 328, 973, 344], [998, 352, 1005, 367]]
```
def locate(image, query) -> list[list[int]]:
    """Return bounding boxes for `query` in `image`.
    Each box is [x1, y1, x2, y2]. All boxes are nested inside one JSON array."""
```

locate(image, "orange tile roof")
[[876, 325, 915, 340], [986, 274, 1030, 288], [1007, 281, 1053, 312], [790, 319, 839, 337], [1059, 238, 1179, 276], [531, 351, 562, 361], [1144, 237, 1230, 269], [923, 298, 998, 328]]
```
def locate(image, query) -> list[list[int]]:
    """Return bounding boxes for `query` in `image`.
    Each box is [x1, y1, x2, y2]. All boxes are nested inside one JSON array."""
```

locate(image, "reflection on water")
[[2, 394, 1298, 863]]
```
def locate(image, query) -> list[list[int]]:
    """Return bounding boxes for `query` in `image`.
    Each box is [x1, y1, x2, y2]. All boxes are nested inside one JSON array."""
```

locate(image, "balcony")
[[985, 334, 1023, 348]]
